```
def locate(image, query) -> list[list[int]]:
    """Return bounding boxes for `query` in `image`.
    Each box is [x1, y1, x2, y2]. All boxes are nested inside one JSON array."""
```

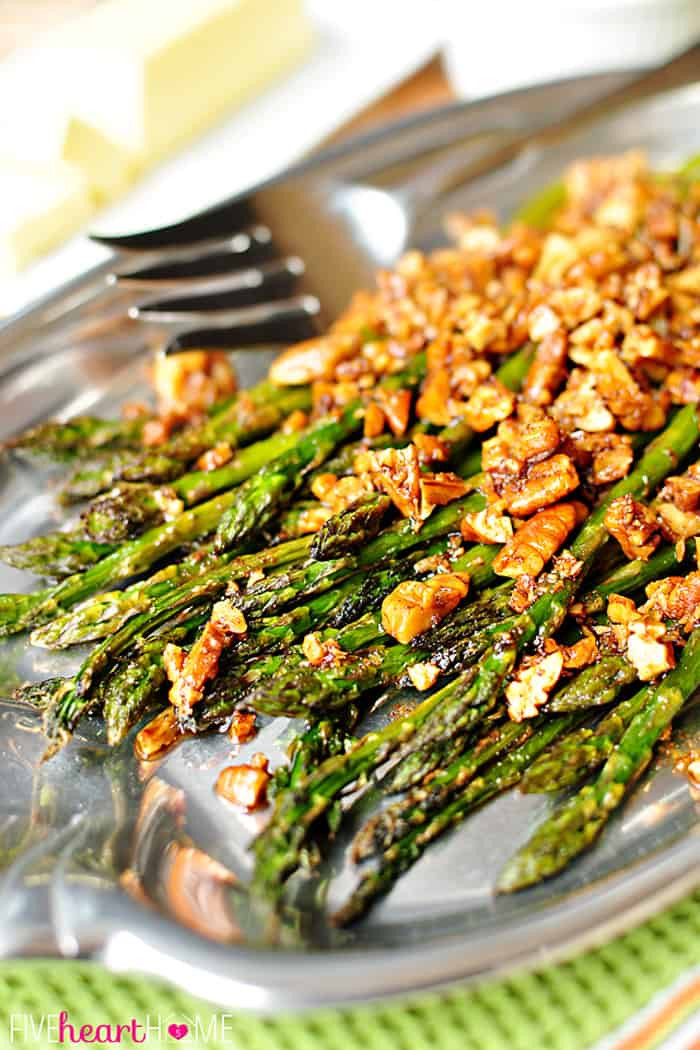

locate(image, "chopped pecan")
[[626, 620, 675, 681], [360, 445, 422, 521], [493, 501, 585, 578], [311, 472, 374, 514], [620, 325, 672, 367], [623, 263, 669, 320], [521, 331, 568, 406], [604, 494, 660, 561], [506, 650, 565, 721], [163, 643, 186, 685], [460, 506, 513, 545], [666, 368, 700, 405], [659, 466, 700, 511], [642, 572, 700, 632], [416, 340, 453, 426], [560, 635, 598, 669], [413, 432, 449, 464], [270, 333, 359, 385], [482, 411, 562, 499], [552, 369, 615, 433], [302, 633, 348, 667], [590, 435, 634, 485], [463, 377, 515, 432], [419, 472, 470, 518], [375, 387, 412, 436], [282, 409, 309, 433], [142, 417, 176, 447], [169, 601, 248, 717], [565, 431, 635, 486], [196, 442, 233, 472], [592, 349, 667, 431], [656, 502, 700, 543], [501, 453, 580, 517], [381, 572, 470, 644], [228, 711, 257, 744], [406, 662, 441, 691], [151, 350, 237, 418], [134, 708, 183, 761], [295, 505, 333, 535], [216, 754, 270, 811], [363, 400, 386, 438]]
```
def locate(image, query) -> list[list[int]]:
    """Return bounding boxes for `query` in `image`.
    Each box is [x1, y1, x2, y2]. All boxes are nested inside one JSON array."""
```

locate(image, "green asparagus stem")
[[513, 182, 566, 228], [310, 495, 391, 561], [3, 415, 146, 460], [352, 716, 530, 862], [104, 558, 414, 745], [497, 627, 700, 891], [581, 541, 693, 615], [333, 713, 578, 925], [0, 397, 369, 638], [58, 381, 311, 500], [521, 680, 652, 793], [0, 531, 113, 580]]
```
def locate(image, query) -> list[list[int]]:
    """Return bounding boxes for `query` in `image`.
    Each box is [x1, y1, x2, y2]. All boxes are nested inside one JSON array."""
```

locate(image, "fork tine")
[[90, 197, 257, 251], [115, 255, 304, 297], [133, 294, 320, 355], [106, 224, 272, 266], [110, 233, 276, 287]]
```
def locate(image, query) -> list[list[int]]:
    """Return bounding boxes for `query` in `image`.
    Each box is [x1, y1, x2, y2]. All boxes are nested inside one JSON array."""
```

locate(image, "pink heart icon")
[[168, 1023, 189, 1041]]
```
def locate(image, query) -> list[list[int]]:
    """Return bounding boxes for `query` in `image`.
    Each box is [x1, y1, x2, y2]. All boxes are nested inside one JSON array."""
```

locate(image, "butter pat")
[[0, 53, 136, 203], [0, 113, 135, 204], [0, 163, 94, 275], [58, 0, 314, 165]]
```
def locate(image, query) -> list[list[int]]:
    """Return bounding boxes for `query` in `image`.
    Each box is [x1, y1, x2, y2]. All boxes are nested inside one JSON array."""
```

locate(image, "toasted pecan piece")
[[460, 506, 513, 545], [169, 601, 248, 717], [196, 442, 234, 472], [135, 708, 183, 761], [270, 333, 359, 385], [302, 633, 348, 668], [360, 445, 422, 520], [604, 494, 660, 561], [216, 753, 271, 811], [406, 662, 441, 692], [463, 377, 515, 432], [493, 501, 585, 578], [642, 572, 700, 632], [626, 621, 676, 681], [376, 387, 412, 436], [521, 331, 568, 406], [228, 711, 257, 744], [381, 572, 470, 644], [501, 453, 580, 517], [506, 650, 565, 722]]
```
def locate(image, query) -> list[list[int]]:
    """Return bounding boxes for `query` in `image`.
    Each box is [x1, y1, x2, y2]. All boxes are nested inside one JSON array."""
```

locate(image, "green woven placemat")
[[1, 890, 700, 1050]]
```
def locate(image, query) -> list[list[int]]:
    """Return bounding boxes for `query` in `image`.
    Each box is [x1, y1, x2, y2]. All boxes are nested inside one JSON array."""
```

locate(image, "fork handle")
[[395, 42, 700, 211]]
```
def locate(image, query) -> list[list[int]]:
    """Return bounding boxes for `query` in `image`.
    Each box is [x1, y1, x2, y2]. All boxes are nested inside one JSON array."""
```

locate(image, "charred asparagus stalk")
[[334, 713, 579, 925]]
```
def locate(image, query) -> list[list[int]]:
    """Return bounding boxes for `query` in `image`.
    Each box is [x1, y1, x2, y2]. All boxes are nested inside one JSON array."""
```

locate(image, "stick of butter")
[[0, 163, 94, 276], [53, 0, 314, 166]]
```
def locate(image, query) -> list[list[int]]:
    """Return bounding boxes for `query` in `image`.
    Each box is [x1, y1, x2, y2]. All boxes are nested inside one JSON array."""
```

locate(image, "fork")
[[1, 44, 698, 370]]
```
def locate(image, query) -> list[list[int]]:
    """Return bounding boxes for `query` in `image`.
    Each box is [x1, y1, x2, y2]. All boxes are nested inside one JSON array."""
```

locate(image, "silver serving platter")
[[1, 73, 700, 1013]]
